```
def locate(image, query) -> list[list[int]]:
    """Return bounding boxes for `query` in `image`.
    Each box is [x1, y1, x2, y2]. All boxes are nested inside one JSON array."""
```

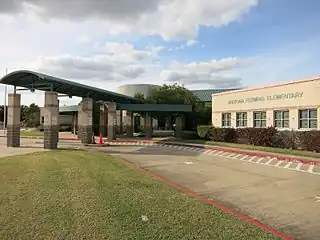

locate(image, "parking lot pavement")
[[102, 145, 320, 240]]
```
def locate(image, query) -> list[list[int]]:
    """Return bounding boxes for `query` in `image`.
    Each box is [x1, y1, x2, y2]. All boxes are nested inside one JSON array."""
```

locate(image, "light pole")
[[3, 68, 8, 134]]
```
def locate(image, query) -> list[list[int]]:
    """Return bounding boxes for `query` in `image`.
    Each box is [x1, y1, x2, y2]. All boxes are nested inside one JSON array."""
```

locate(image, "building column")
[[119, 110, 123, 134], [126, 111, 134, 137], [100, 103, 108, 137], [72, 113, 77, 135], [175, 115, 184, 138], [165, 116, 172, 130], [107, 102, 117, 141], [7, 93, 21, 147], [43, 91, 59, 149], [78, 98, 93, 144], [145, 112, 153, 138]]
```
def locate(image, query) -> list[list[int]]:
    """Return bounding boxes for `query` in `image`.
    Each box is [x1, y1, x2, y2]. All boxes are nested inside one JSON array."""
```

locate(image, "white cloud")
[[23, 42, 160, 83], [186, 40, 198, 46], [0, 0, 259, 41], [160, 57, 249, 87]]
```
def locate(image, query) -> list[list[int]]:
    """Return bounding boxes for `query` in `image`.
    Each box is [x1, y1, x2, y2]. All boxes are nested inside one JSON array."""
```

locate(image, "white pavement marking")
[[227, 153, 237, 158], [256, 157, 265, 164], [214, 151, 224, 156], [284, 162, 292, 169], [264, 158, 275, 165], [232, 154, 242, 159], [248, 156, 257, 162], [184, 161, 195, 165], [275, 161, 284, 167], [316, 196, 320, 203], [240, 155, 248, 161], [308, 165, 315, 173]]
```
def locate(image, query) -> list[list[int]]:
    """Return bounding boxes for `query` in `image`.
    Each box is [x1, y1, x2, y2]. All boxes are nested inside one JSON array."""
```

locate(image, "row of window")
[[221, 109, 318, 129]]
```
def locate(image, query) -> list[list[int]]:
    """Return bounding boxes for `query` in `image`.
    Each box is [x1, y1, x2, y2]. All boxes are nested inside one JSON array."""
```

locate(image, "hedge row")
[[197, 125, 320, 152]]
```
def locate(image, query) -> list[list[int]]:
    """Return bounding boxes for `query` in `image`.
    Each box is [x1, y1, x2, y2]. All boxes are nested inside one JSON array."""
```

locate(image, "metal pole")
[[3, 68, 8, 134]]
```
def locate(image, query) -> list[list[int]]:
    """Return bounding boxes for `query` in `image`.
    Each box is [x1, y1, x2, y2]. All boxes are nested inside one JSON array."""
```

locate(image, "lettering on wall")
[[228, 92, 304, 105]]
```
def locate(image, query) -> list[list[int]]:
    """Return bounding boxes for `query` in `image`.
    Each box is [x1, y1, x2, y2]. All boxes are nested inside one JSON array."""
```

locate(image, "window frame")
[[274, 110, 290, 128], [221, 113, 231, 127], [253, 111, 267, 128], [298, 109, 318, 129], [236, 112, 247, 127]]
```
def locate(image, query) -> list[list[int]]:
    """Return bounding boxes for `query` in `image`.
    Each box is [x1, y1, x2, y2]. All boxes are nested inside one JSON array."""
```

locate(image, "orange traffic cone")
[[99, 133, 103, 144]]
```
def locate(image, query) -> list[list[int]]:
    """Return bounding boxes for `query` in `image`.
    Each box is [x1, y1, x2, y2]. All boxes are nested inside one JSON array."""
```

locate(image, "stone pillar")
[[107, 102, 117, 141], [126, 111, 134, 137], [119, 110, 123, 134], [100, 103, 108, 137], [145, 113, 153, 138], [77, 103, 83, 140], [78, 98, 93, 144], [165, 116, 172, 130], [72, 113, 77, 135], [7, 93, 21, 147], [175, 116, 184, 138], [43, 91, 59, 149]]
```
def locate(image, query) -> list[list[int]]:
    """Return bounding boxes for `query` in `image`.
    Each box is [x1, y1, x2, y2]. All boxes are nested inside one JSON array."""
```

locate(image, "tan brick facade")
[[212, 77, 320, 130]]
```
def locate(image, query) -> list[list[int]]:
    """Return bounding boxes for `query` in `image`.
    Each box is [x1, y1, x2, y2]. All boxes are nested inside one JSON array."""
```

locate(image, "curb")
[[108, 139, 320, 166], [119, 156, 293, 240], [3, 135, 320, 166]]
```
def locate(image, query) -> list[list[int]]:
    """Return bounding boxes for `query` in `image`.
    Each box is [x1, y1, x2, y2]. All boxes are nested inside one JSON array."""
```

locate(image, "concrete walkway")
[[95, 144, 320, 240]]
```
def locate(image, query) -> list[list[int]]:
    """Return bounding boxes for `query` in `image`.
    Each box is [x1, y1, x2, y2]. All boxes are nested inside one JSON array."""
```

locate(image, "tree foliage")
[[0, 104, 40, 127], [134, 84, 211, 129]]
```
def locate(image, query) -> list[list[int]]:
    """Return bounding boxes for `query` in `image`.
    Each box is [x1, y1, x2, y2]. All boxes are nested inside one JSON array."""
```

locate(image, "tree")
[[135, 84, 210, 130], [134, 92, 146, 104]]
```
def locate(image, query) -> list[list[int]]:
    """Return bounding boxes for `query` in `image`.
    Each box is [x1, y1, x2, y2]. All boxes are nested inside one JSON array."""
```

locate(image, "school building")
[[212, 77, 320, 130]]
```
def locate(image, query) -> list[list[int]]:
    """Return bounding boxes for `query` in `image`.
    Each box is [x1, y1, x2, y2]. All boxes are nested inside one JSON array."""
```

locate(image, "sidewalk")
[[1, 133, 320, 165]]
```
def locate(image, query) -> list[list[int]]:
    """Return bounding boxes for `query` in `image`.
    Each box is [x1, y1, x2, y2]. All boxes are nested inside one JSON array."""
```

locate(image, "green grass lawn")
[[0, 150, 280, 240], [173, 139, 320, 159], [20, 130, 43, 137]]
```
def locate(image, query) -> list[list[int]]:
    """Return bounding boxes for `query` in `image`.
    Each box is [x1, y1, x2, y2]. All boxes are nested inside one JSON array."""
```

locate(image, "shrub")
[[208, 127, 237, 143], [197, 125, 212, 139], [296, 131, 320, 152], [247, 127, 277, 146], [271, 130, 298, 149], [235, 128, 251, 144]]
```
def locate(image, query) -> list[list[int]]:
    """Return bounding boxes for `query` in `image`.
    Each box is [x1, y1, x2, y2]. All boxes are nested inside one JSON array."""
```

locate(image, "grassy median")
[[0, 150, 281, 240]]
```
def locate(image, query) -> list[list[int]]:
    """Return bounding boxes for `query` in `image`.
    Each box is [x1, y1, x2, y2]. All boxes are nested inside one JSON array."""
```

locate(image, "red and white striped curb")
[[107, 141, 320, 175], [3, 135, 320, 167]]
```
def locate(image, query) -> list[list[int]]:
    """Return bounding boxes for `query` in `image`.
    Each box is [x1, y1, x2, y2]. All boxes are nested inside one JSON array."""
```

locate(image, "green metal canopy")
[[0, 70, 136, 104]]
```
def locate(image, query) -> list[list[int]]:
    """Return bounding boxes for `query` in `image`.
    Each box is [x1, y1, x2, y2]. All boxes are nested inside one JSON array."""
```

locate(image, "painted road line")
[[295, 162, 303, 171], [207, 150, 216, 155], [284, 162, 292, 169], [256, 157, 265, 164], [308, 165, 315, 173], [275, 161, 284, 167], [240, 155, 248, 161], [264, 158, 275, 165], [214, 151, 224, 156], [248, 156, 257, 162], [184, 161, 195, 165], [232, 154, 242, 159], [220, 152, 230, 157], [227, 153, 237, 158]]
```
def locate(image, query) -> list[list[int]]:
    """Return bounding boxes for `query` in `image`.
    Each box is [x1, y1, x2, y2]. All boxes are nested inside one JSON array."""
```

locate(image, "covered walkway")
[[0, 70, 192, 149]]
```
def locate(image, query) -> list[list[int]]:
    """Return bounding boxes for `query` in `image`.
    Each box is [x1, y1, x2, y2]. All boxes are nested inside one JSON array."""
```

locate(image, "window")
[[253, 111, 266, 128], [274, 110, 289, 128], [41, 116, 44, 124], [221, 113, 231, 127], [236, 112, 247, 127], [299, 109, 317, 129]]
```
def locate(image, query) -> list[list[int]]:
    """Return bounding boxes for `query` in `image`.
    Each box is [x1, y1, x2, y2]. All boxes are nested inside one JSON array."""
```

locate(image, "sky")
[[0, 0, 319, 106]]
